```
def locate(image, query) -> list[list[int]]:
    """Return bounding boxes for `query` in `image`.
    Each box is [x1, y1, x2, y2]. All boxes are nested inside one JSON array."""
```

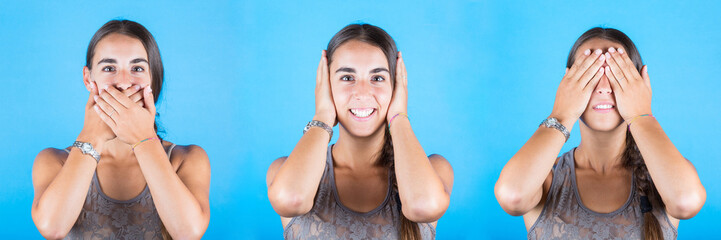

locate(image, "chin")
[[338, 120, 386, 138], [580, 115, 624, 132]]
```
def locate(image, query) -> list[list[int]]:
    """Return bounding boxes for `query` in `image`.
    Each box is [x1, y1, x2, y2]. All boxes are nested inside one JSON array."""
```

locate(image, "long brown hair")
[[568, 27, 664, 240], [327, 24, 420, 240], [86, 19, 171, 240], [86, 19, 165, 137]]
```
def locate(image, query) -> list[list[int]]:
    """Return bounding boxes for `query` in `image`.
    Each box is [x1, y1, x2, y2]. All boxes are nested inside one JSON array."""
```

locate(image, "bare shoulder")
[[34, 147, 70, 167], [166, 142, 210, 173], [428, 154, 454, 193], [266, 156, 288, 187], [428, 154, 453, 173]]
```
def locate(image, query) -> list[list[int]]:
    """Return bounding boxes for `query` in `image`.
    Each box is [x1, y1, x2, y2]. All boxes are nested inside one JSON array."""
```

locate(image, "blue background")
[[1, 1, 719, 239]]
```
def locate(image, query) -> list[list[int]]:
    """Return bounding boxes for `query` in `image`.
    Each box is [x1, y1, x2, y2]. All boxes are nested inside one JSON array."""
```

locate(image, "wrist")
[[547, 114, 576, 132], [76, 133, 105, 152], [312, 114, 335, 127]]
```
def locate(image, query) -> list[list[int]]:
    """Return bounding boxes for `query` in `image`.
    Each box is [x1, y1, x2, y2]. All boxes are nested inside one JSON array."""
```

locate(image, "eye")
[[102, 66, 115, 72], [371, 76, 385, 82], [132, 66, 145, 72], [341, 75, 354, 81]]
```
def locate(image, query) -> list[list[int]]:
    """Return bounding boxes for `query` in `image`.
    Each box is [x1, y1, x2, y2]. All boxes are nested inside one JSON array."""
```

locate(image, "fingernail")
[[103, 85, 108, 90], [608, 47, 616, 53], [145, 86, 152, 92], [618, 48, 624, 54], [93, 105, 99, 111], [599, 54, 605, 60], [584, 49, 591, 56], [604, 52, 611, 58], [594, 49, 602, 55], [134, 85, 141, 90], [93, 95, 98, 101]]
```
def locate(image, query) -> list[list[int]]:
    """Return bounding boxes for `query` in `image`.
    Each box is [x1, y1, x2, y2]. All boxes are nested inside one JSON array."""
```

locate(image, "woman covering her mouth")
[[31, 20, 210, 239], [495, 27, 706, 239], [267, 23, 454, 240]]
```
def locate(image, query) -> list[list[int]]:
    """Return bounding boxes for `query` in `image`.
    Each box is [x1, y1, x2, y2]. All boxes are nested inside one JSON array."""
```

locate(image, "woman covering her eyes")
[[31, 20, 210, 239], [267, 24, 454, 240], [495, 27, 706, 239]]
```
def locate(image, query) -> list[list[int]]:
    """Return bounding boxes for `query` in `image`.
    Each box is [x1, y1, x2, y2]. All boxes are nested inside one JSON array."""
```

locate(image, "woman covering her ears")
[[267, 23, 454, 240], [495, 27, 705, 239], [31, 20, 210, 239]]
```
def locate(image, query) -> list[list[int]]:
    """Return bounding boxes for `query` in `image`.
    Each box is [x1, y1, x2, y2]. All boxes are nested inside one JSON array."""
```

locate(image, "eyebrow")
[[130, 58, 148, 64], [370, 68, 389, 74], [335, 67, 389, 74], [96, 58, 148, 65], [335, 67, 355, 73]]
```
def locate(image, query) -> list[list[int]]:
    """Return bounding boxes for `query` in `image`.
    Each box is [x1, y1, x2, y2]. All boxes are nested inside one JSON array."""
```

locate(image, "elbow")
[[401, 194, 450, 223], [666, 191, 706, 219], [172, 226, 207, 240], [32, 210, 69, 240], [34, 219, 69, 240], [268, 186, 312, 217], [495, 183, 533, 216]]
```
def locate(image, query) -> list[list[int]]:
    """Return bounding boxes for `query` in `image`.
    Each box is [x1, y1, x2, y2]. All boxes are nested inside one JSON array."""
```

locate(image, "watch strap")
[[72, 141, 101, 162], [303, 120, 333, 141], [540, 117, 570, 142]]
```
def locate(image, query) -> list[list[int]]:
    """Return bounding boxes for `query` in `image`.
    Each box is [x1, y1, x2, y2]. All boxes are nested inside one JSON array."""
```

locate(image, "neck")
[[576, 122, 627, 174], [333, 124, 387, 170]]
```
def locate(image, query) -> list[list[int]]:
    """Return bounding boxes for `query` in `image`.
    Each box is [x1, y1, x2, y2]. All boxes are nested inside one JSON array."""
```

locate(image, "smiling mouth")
[[350, 108, 376, 118], [593, 104, 615, 110]]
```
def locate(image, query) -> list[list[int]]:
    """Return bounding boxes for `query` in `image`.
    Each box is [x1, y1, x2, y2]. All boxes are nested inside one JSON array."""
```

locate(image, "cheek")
[[375, 86, 393, 109]]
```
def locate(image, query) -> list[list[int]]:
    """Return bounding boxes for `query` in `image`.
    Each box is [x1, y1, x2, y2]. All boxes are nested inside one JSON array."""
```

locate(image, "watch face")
[[82, 144, 91, 152]]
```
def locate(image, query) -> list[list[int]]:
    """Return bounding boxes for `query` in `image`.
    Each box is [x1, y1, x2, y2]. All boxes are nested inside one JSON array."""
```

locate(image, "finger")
[[122, 85, 142, 97], [396, 52, 407, 87], [316, 50, 327, 86], [104, 86, 135, 108], [577, 52, 605, 85], [567, 49, 592, 76], [99, 87, 126, 113], [86, 81, 99, 108], [129, 90, 143, 103], [612, 47, 643, 82], [583, 67, 604, 91], [93, 104, 116, 129], [94, 95, 118, 122], [571, 49, 604, 82], [641, 65, 651, 87], [143, 85, 156, 114], [604, 51, 628, 88], [605, 66, 624, 92]]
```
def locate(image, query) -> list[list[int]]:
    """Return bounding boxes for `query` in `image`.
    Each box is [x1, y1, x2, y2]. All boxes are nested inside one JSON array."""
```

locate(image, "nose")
[[595, 75, 613, 95], [351, 79, 372, 99], [114, 70, 133, 90]]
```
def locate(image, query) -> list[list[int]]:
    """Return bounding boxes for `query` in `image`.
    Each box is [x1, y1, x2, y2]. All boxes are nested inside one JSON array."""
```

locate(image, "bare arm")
[[132, 143, 210, 240], [267, 50, 334, 217], [31, 148, 98, 239], [628, 117, 705, 219], [390, 117, 454, 223], [604, 48, 705, 219], [267, 127, 330, 217]]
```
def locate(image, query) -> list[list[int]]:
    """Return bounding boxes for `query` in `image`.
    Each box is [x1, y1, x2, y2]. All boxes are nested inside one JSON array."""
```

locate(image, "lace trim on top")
[[527, 148, 678, 240], [63, 144, 176, 240], [283, 145, 436, 240]]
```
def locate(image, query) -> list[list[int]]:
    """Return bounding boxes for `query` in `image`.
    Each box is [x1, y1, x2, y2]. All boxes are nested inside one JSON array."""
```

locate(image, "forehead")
[[93, 33, 148, 64], [575, 38, 624, 58], [330, 40, 388, 70]]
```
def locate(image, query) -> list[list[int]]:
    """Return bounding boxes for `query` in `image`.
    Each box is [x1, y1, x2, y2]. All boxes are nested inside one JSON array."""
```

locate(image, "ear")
[[83, 66, 92, 92]]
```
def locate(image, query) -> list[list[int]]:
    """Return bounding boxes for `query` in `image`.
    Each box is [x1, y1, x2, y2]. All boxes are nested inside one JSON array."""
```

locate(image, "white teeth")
[[594, 104, 614, 110], [350, 108, 374, 118]]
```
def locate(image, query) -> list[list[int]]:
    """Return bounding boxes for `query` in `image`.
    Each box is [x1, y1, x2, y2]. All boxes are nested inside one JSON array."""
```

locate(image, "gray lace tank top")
[[528, 148, 677, 240], [284, 145, 436, 240], [62, 144, 176, 240]]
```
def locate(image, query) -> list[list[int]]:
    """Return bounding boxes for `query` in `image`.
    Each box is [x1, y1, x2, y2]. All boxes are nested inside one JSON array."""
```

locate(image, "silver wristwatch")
[[303, 120, 333, 141], [540, 117, 570, 142], [72, 141, 101, 162]]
